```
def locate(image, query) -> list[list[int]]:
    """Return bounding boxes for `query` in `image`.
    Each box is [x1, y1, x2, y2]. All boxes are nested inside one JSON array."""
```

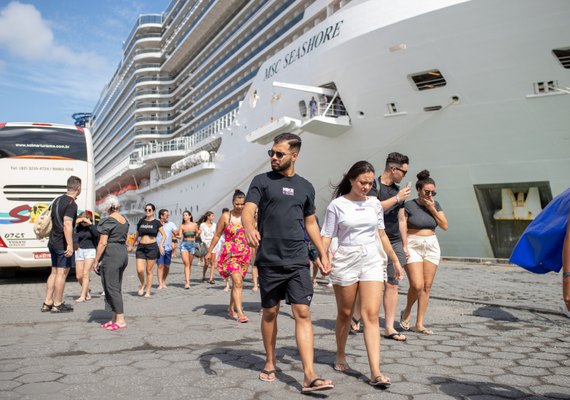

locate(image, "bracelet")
[[563, 271, 570, 278]]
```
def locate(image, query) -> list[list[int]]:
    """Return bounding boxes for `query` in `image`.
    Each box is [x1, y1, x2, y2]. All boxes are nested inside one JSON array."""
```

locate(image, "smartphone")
[[406, 182, 412, 189]]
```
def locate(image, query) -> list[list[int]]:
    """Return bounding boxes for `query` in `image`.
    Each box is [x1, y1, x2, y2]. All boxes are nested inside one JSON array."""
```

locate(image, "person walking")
[[198, 211, 217, 284], [93, 195, 129, 330], [321, 161, 402, 387], [374, 152, 411, 341], [179, 210, 199, 289], [42, 175, 81, 313], [207, 191, 251, 322], [242, 132, 334, 393], [157, 209, 178, 289], [74, 212, 99, 302], [129, 203, 166, 297], [400, 170, 448, 335]]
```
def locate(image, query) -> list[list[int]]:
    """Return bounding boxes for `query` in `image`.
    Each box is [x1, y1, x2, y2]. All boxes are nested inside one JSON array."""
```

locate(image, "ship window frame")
[[408, 69, 447, 91], [552, 47, 570, 69]]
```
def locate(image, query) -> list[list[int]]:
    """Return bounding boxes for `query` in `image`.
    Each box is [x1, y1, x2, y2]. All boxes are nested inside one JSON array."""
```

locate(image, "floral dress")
[[217, 220, 251, 278]]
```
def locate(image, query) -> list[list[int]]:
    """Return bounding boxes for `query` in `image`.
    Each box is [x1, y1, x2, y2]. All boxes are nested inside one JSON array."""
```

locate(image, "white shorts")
[[331, 242, 385, 286], [406, 234, 440, 266], [76, 248, 96, 261]]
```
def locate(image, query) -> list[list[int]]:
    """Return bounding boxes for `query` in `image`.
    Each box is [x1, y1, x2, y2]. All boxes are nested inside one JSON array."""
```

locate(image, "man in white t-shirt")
[[157, 209, 178, 289]]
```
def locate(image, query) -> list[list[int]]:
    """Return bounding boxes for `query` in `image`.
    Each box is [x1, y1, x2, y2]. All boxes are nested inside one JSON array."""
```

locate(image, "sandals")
[[237, 315, 249, 323], [350, 317, 363, 334], [100, 321, 114, 328], [105, 323, 127, 331], [51, 303, 73, 313], [333, 362, 350, 372], [41, 302, 53, 312], [301, 377, 334, 393], [369, 374, 391, 388], [227, 310, 238, 320], [258, 369, 276, 382], [399, 311, 410, 331]]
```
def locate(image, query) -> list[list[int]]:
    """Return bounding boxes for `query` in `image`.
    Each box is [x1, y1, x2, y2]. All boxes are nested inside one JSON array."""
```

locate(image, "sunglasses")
[[423, 190, 437, 197], [393, 166, 408, 176], [145, 208, 153, 212], [267, 150, 289, 159]]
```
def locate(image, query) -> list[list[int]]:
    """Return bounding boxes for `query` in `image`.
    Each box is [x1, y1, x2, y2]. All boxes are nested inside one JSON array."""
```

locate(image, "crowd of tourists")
[[40, 133, 453, 393]]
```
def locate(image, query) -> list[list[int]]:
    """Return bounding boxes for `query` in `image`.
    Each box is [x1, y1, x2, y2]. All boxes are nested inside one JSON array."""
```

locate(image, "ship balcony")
[[133, 48, 164, 62]]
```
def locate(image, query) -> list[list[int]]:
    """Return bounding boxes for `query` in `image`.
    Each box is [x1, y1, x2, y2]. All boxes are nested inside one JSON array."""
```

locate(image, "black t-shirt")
[[376, 181, 404, 240], [75, 223, 99, 249], [246, 171, 316, 266], [136, 218, 162, 237], [48, 194, 78, 250]]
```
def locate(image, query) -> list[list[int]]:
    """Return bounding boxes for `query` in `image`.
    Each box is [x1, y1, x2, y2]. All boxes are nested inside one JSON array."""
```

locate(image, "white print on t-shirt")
[[139, 224, 154, 229], [282, 187, 294, 196]]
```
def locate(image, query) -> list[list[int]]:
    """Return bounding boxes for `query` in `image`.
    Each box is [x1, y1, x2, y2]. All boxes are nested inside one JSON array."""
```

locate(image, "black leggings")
[[101, 251, 128, 314]]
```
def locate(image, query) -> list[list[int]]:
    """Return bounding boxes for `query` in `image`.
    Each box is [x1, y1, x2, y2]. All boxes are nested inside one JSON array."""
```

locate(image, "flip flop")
[[399, 310, 410, 331], [258, 369, 276, 382], [301, 377, 334, 393], [369, 375, 391, 388], [100, 321, 114, 328], [350, 317, 363, 334], [237, 315, 249, 323], [333, 362, 350, 372], [383, 332, 407, 342], [106, 323, 127, 331], [411, 327, 433, 335]]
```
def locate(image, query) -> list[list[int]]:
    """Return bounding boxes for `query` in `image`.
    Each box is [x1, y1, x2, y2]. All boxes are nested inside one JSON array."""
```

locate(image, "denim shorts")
[[49, 246, 75, 268], [180, 241, 196, 254], [157, 250, 172, 266], [76, 248, 96, 261]]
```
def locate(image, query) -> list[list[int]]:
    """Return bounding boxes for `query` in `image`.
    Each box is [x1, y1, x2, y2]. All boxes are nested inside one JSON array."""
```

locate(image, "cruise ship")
[[91, 0, 570, 259]]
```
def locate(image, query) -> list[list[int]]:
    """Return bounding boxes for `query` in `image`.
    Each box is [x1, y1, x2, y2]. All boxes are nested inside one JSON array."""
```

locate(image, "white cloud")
[[0, 1, 105, 69]]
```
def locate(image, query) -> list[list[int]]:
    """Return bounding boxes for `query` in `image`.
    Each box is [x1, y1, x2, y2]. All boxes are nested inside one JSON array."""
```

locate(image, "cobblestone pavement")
[[0, 259, 568, 399]]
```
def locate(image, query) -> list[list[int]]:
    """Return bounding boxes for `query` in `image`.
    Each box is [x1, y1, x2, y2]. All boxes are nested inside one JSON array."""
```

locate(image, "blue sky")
[[0, 0, 169, 125]]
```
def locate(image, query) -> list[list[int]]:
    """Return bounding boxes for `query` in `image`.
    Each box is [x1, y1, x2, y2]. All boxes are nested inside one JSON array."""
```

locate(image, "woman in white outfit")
[[198, 211, 217, 284], [321, 161, 402, 388]]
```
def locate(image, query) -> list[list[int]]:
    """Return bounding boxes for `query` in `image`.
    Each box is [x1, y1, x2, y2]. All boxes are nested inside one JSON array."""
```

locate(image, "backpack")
[[34, 205, 53, 239]]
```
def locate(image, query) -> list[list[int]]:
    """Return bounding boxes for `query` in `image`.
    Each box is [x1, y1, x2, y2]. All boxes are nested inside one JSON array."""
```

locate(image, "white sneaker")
[[562, 300, 570, 319]]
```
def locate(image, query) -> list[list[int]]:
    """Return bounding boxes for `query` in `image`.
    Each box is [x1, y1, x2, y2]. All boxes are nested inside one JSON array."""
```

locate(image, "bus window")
[[0, 126, 88, 161]]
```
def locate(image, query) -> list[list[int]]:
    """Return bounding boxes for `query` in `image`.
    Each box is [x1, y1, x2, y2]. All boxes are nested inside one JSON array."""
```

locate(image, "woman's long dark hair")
[[197, 211, 214, 225], [181, 210, 193, 225], [332, 161, 375, 198]]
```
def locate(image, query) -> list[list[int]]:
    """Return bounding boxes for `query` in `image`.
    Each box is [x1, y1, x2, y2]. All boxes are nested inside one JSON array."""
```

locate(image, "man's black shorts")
[[136, 242, 159, 260], [258, 264, 313, 308]]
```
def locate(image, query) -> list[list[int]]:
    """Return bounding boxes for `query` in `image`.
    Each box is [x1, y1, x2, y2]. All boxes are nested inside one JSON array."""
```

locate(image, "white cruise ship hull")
[[110, 0, 570, 258]]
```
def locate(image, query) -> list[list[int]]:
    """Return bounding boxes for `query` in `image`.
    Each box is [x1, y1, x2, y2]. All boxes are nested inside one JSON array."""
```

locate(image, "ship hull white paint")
[[104, 0, 570, 258]]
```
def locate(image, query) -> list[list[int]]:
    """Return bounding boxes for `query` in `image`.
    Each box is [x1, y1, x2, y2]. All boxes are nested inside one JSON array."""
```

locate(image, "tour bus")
[[0, 122, 95, 272]]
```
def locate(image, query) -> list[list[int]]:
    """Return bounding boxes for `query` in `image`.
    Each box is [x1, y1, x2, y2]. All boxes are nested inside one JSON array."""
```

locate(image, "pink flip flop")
[[106, 323, 127, 331], [100, 321, 114, 328]]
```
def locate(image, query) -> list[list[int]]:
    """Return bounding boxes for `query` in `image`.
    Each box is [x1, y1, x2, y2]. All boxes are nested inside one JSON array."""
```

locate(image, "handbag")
[[194, 241, 208, 257]]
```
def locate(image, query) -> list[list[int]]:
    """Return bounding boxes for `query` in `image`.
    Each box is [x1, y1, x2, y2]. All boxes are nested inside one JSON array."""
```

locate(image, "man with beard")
[[242, 132, 334, 394]]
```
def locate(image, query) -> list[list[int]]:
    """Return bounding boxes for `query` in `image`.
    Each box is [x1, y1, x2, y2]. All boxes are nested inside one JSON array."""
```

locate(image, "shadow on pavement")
[[431, 377, 567, 399], [473, 305, 519, 322]]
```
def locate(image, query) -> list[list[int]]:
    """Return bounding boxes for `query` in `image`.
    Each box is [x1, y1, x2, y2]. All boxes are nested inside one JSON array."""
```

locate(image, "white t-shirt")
[[199, 222, 216, 245], [321, 196, 384, 246], [157, 221, 178, 251]]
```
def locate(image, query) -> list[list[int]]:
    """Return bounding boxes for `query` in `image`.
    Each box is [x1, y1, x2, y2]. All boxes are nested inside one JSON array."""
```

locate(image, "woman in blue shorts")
[[179, 210, 200, 289]]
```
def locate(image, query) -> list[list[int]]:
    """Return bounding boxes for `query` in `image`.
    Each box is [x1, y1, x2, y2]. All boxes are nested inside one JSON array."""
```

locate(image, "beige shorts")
[[331, 242, 385, 286], [406, 234, 440, 266]]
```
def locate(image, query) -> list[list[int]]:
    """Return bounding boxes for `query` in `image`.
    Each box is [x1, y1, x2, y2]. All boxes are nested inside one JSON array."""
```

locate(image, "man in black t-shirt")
[[42, 176, 81, 313], [374, 152, 411, 341], [243, 133, 333, 393]]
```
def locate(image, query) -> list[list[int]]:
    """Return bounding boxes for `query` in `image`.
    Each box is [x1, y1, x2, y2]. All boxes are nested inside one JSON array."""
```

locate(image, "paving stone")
[[529, 384, 570, 399], [541, 374, 570, 387], [0, 380, 21, 391], [58, 372, 106, 384], [461, 365, 505, 376], [15, 382, 65, 395], [492, 374, 541, 387], [15, 373, 62, 384]]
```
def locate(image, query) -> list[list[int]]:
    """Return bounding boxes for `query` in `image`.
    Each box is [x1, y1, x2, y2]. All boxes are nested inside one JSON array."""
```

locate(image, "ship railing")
[[128, 108, 236, 169], [308, 96, 348, 119], [134, 63, 161, 70], [135, 88, 172, 96], [123, 14, 163, 51], [134, 48, 163, 55], [135, 115, 175, 122], [135, 75, 173, 83], [135, 102, 172, 109]]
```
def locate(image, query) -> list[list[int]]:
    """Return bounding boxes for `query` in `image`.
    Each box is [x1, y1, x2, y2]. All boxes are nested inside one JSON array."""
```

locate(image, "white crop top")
[[321, 196, 384, 246]]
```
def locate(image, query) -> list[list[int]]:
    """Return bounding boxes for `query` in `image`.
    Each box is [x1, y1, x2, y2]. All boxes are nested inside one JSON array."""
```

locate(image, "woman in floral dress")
[[207, 190, 251, 322]]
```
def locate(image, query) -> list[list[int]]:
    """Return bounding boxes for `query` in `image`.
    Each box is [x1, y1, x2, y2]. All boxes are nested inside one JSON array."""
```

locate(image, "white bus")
[[0, 122, 95, 271]]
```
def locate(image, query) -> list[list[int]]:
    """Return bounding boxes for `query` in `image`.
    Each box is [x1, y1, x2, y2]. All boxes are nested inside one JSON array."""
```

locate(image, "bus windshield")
[[0, 126, 87, 161]]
